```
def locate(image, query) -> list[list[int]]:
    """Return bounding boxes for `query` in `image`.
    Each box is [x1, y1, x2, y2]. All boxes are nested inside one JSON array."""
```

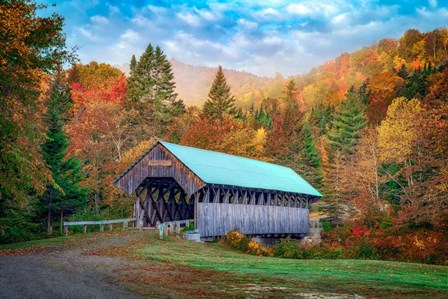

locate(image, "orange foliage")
[[180, 116, 266, 159], [367, 71, 405, 124]]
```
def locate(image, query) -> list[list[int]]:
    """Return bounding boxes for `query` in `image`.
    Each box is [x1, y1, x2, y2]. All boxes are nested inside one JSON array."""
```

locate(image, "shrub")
[[321, 219, 332, 232], [273, 237, 299, 258], [224, 230, 272, 256], [0, 214, 45, 244], [182, 222, 195, 232], [357, 239, 377, 259]]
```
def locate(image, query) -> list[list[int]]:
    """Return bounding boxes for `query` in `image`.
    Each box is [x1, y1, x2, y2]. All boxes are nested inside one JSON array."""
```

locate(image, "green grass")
[[2, 231, 447, 298], [0, 232, 97, 250], [138, 235, 448, 298]]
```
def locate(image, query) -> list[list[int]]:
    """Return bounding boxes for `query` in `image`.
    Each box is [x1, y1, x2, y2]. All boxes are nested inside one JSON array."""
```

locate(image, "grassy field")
[[138, 234, 448, 298], [1, 231, 447, 298]]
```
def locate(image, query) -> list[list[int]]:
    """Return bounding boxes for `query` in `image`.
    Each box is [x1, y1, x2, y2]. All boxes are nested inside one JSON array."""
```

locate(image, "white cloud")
[[78, 27, 100, 41], [238, 19, 258, 30], [90, 15, 109, 25], [147, 5, 167, 14], [120, 29, 141, 42], [256, 7, 281, 19], [176, 12, 202, 27], [59, 0, 448, 77], [286, 2, 339, 17], [195, 8, 220, 21]]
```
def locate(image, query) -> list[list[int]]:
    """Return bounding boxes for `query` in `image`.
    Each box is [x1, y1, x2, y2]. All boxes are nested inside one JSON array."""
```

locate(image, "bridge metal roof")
[[159, 141, 322, 197]]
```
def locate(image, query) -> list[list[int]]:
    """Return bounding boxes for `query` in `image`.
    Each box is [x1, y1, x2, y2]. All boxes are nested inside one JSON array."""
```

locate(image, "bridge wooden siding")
[[197, 203, 309, 237]]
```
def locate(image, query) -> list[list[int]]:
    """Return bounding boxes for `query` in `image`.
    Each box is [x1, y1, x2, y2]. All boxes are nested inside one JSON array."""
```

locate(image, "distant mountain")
[[170, 59, 273, 107]]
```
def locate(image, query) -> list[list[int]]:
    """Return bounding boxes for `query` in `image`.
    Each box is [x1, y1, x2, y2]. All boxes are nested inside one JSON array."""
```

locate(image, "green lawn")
[[138, 235, 448, 298], [2, 231, 447, 298]]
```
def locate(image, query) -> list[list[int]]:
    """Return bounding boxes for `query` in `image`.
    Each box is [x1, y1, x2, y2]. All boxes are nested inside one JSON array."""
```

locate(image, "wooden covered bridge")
[[115, 141, 322, 239]]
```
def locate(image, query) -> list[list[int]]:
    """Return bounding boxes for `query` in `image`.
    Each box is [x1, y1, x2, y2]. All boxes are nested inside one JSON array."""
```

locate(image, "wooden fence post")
[[176, 221, 181, 235], [82, 225, 87, 234]]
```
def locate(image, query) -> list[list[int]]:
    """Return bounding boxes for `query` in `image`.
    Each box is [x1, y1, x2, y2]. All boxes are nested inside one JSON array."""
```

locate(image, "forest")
[[1, 1, 447, 265]]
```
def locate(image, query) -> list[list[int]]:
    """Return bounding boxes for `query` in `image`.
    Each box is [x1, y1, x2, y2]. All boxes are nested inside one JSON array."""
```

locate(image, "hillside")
[[171, 59, 272, 107]]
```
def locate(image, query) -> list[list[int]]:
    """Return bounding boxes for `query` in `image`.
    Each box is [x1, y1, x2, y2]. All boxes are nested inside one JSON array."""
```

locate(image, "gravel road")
[[0, 231, 149, 299]]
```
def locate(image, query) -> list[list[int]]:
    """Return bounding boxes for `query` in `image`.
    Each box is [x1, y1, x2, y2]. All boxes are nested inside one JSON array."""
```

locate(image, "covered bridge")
[[115, 141, 322, 239]]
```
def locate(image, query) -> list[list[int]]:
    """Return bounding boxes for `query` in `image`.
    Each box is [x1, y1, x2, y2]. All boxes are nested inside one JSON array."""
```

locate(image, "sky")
[[39, 0, 448, 77]]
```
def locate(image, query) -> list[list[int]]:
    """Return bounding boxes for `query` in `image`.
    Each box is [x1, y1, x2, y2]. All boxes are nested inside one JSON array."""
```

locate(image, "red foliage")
[[70, 74, 127, 111], [351, 226, 366, 237]]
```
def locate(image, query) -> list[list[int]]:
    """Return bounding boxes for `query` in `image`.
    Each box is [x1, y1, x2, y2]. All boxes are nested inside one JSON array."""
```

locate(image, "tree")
[[203, 65, 236, 120], [377, 97, 423, 164], [39, 77, 87, 234], [0, 1, 69, 204], [351, 128, 386, 226], [367, 71, 405, 124], [66, 64, 131, 214], [327, 87, 367, 155], [130, 54, 137, 74], [181, 116, 266, 159], [398, 29, 424, 61], [266, 81, 303, 161], [127, 44, 184, 141]]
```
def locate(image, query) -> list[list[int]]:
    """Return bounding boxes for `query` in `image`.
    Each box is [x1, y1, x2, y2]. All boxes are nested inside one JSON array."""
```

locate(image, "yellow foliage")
[[413, 236, 425, 250], [377, 97, 423, 163], [251, 128, 267, 157], [120, 139, 157, 170], [393, 56, 407, 70], [438, 167, 448, 192]]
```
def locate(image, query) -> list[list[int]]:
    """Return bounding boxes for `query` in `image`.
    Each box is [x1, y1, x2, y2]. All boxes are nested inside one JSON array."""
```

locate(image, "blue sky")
[[40, 0, 448, 77]]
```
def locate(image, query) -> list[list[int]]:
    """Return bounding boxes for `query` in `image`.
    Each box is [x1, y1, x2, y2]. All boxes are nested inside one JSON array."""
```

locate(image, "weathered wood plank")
[[64, 218, 136, 226], [197, 203, 309, 237], [115, 143, 206, 196]]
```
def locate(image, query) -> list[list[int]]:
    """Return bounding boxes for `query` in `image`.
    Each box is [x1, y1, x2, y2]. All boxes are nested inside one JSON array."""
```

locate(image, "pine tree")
[[39, 77, 87, 234], [284, 79, 296, 103], [127, 44, 184, 141], [327, 87, 367, 155], [204, 65, 236, 120], [322, 87, 367, 219], [130, 54, 137, 75], [153, 46, 185, 126], [302, 121, 320, 168]]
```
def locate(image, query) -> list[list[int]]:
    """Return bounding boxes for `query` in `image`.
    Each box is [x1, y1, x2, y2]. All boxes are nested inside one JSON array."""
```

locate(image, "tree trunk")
[[47, 208, 52, 234], [60, 207, 64, 235]]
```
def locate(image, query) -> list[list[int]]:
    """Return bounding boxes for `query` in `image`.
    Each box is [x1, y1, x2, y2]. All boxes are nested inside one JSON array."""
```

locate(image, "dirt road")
[[0, 231, 182, 299]]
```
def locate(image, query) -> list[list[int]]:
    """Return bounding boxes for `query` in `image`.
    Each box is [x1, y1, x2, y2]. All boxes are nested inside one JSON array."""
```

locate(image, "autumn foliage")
[[0, 0, 447, 267]]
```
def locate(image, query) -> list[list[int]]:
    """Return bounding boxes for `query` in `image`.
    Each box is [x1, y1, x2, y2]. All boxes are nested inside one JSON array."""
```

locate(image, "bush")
[[182, 222, 195, 232], [224, 230, 272, 256], [321, 220, 332, 232], [273, 237, 299, 258], [357, 239, 377, 259], [0, 214, 45, 244]]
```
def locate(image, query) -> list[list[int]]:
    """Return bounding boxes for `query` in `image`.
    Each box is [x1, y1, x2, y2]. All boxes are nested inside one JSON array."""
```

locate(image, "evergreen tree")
[[39, 77, 87, 234], [130, 54, 137, 75], [322, 87, 367, 219], [126, 44, 184, 142], [327, 87, 367, 155], [397, 64, 408, 79], [302, 121, 320, 168], [284, 79, 296, 103], [153, 46, 185, 126], [404, 62, 436, 100], [204, 65, 236, 120]]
